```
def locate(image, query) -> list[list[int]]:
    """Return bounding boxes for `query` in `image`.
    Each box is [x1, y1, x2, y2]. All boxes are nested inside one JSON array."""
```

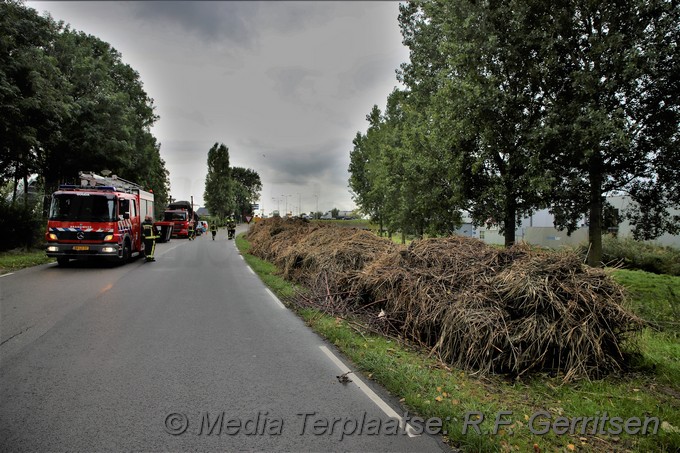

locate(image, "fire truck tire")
[[120, 240, 131, 264], [57, 257, 70, 266]]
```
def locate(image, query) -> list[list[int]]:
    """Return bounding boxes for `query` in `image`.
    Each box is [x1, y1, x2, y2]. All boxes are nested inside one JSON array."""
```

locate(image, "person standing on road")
[[141, 216, 158, 262], [227, 216, 236, 240], [210, 222, 218, 240], [188, 222, 195, 241]]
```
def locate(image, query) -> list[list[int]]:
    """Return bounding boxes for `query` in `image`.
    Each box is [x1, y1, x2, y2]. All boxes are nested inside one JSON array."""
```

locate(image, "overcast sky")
[[27, 1, 409, 215]]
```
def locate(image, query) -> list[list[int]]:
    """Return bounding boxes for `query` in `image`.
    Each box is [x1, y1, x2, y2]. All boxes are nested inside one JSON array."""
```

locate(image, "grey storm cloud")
[[242, 138, 348, 186], [129, 1, 343, 48], [266, 66, 322, 101], [337, 56, 398, 98], [26, 1, 407, 211], [130, 2, 260, 47]]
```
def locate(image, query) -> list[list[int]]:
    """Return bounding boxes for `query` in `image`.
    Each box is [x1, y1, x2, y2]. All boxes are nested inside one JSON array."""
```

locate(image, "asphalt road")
[[0, 225, 449, 452]]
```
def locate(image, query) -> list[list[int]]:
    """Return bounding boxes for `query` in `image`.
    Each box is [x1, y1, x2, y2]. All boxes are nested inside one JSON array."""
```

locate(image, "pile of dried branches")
[[246, 219, 643, 380]]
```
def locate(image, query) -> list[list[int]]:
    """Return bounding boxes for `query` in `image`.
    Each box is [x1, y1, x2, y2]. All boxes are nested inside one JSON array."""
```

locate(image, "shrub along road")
[[0, 226, 447, 452]]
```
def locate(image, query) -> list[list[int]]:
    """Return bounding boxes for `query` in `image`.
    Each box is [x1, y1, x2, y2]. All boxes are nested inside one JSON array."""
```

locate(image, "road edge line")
[[264, 288, 285, 309], [318, 345, 419, 438]]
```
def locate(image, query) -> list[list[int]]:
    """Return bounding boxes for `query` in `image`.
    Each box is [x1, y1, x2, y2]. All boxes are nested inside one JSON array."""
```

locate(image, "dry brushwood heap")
[[247, 218, 643, 380]]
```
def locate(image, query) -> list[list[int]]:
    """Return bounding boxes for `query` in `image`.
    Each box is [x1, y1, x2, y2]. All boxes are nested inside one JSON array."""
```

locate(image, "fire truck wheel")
[[57, 257, 69, 266], [120, 241, 131, 264]]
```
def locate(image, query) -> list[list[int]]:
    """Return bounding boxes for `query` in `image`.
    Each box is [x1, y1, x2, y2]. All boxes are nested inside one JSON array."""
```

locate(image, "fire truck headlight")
[[104, 235, 113, 241], [47, 246, 58, 252], [48, 233, 57, 240], [102, 247, 116, 253]]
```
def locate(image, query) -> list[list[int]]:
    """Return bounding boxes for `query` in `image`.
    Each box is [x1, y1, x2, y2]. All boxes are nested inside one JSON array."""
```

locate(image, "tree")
[[231, 167, 262, 220], [398, 0, 680, 263], [129, 131, 170, 219], [0, 1, 69, 207], [398, 0, 554, 247], [349, 108, 385, 230], [203, 143, 233, 219], [541, 0, 680, 266], [41, 27, 163, 214]]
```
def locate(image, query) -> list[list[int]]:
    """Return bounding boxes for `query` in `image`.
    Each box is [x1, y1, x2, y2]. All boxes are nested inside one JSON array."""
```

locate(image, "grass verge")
[[611, 269, 680, 336], [236, 233, 680, 452], [0, 248, 53, 274]]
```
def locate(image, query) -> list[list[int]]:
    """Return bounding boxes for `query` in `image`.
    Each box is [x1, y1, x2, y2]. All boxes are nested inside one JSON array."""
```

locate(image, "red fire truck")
[[161, 200, 197, 238], [45, 171, 155, 266]]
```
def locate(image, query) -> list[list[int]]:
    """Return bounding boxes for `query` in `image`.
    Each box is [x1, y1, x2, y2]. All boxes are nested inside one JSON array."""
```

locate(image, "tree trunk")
[[587, 153, 603, 267], [23, 173, 29, 209], [11, 174, 18, 205], [504, 211, 516, 247], [503, 181, 517, 247], [42, 175, 59, 218]]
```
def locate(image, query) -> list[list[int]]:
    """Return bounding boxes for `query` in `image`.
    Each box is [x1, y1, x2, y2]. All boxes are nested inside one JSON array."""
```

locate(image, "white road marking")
[[265, 288, 285, 309], [0, 272, 14, 278], [319, 345, 419, 438], [247, 266, 255, 275]]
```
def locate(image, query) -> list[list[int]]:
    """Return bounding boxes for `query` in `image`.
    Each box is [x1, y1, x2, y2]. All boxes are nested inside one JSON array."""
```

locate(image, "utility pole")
[[282, 194, 291, 217]]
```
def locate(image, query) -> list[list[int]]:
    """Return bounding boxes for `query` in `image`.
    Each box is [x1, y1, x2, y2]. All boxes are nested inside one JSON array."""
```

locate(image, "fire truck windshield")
[[163, 212, 187, 221], [49, 194, 116, 222]]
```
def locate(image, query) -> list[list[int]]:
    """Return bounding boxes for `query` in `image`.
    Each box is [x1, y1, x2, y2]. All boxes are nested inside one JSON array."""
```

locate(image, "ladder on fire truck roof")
[[78, 171, 143, 193]]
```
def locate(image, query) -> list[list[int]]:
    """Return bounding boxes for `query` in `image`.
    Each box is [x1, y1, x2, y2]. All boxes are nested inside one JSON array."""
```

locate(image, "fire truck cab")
[[45, 172, 154, 266]]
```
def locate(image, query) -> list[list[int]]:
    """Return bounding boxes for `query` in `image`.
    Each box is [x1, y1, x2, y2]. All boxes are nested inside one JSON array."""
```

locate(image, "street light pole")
[[281, 194, 293, 217]]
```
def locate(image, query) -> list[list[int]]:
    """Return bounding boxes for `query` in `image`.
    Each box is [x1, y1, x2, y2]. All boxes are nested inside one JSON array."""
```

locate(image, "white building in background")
[[608, 195, 680, 248], [4, 174, 40, 203], [475, 195, 680, 249]]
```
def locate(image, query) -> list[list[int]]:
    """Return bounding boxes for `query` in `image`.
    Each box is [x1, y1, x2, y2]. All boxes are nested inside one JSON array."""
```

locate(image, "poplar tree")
[[203, 143, 233, 219]]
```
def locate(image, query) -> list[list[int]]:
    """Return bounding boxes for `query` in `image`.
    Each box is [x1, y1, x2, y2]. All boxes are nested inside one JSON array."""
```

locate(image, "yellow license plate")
[[73, 245, 89, 251]]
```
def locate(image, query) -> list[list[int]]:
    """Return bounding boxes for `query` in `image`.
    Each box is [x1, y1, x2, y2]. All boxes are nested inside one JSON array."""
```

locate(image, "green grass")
[[0, 249, 53, 274], [235, 234, 299, 299], [611, 269, 680, 335], [609, 269, 680, 383], [236, 232, 680, 452]]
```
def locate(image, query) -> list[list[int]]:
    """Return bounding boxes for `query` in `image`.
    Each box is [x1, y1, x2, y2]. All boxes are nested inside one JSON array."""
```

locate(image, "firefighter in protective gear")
[[227, 216, 236, 240], [188, 222, 195, 240], [210, 222, 218, 240], [142, 216, 158, 262]]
